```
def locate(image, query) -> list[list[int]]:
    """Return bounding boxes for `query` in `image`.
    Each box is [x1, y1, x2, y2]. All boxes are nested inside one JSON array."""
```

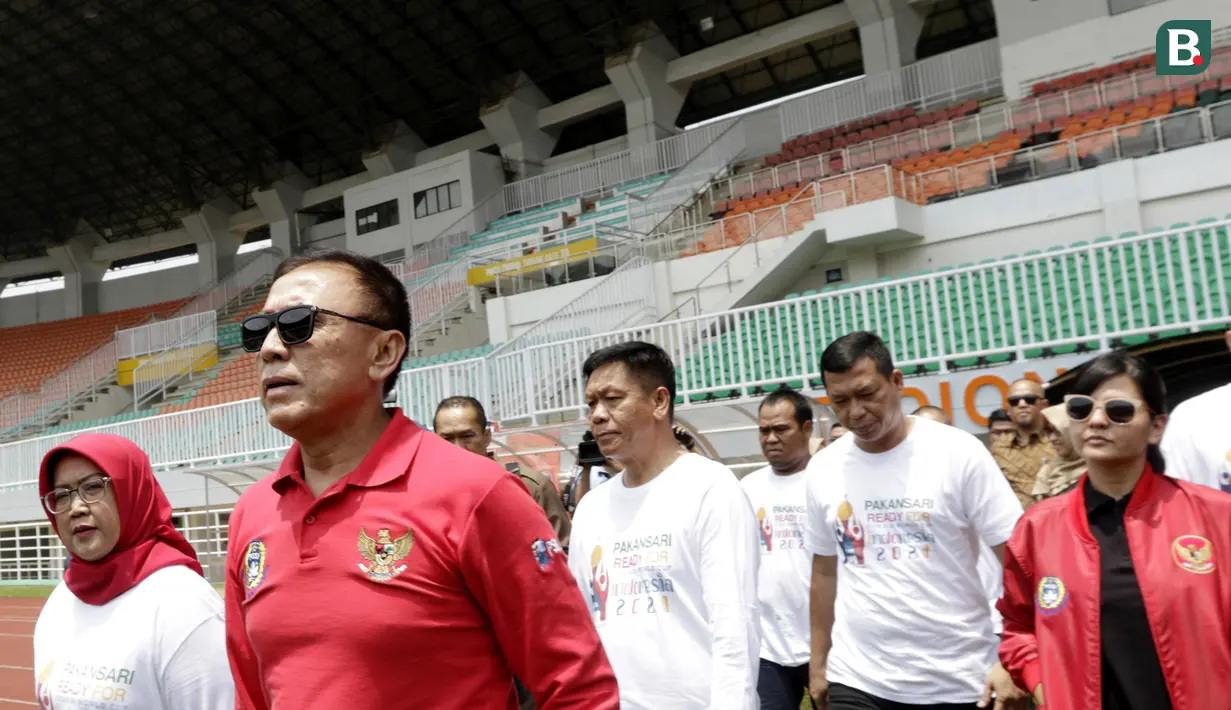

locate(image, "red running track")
[[0, 597, 44, 708]]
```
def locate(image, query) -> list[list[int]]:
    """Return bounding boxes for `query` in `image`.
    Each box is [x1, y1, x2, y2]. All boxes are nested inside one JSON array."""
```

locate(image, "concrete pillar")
[[46, 220, 111, 319], [605, 24, 691, 148], [845, 0, 925, 74], [252, 165, 314, 256], [181, 198, 242, 288], [362, 120, 427, 178], [479, 73, 559, 177]]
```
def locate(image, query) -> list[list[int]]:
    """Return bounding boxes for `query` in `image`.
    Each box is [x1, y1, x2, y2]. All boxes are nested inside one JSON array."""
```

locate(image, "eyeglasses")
[[43, 476, 111, 515], [1064, 394, 1148, 424], [241, 305, 386, 353], [1007, 395, 1041, 407]]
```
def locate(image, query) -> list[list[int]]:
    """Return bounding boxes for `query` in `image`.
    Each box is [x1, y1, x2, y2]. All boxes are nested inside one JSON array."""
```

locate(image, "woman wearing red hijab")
[[32, 433, 234, 709]]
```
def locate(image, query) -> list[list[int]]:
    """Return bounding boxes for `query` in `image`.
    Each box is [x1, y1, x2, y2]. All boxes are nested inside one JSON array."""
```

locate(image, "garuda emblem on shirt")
[[357, 527, 413, 582]]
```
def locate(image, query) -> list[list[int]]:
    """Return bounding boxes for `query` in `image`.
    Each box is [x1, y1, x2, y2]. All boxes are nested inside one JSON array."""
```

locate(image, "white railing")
[[406, 259, 471, 355], [739, 45, 1226, 204], [394, 357, 490, 428], [409, 118, 746, 274], [722, 66, 1231, 206], [909, 101, 1230, 203], [779, 39, 1003, 142], [629, 118, 746, 236], [491, 255, 656, 357], [117, 311, 218, 360], [504, 119, 740, 216], [0, 336, 119, 437], [689, 183, 827, 313], [133, 312, 219, 410], [487, 257, 657, 422], [3, 217, 1225, 486], [171, 249, 281, 319]]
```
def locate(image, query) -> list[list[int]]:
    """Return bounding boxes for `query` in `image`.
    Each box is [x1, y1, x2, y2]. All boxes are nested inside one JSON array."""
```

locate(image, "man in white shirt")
[[741, 390, 816, 710], [568, 340, 761, 710], [1161, 324, 1231, 493], [805, 332, 1028, 710], [912, 405, 1005, 638]]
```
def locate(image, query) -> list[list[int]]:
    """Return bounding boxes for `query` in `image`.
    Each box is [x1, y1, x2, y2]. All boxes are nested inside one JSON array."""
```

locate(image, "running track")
[[0, 597, 43, 708]]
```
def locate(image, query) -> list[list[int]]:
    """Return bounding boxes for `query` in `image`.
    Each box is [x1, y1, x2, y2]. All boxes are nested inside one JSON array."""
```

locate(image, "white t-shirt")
[[1161, 383, 1231, 494], [33, 565, 233, 710], [739, 466, 811, 667], [804, 416, 1022, 704], [977, 545, 1003, 636], [568, 453, 761, 710]]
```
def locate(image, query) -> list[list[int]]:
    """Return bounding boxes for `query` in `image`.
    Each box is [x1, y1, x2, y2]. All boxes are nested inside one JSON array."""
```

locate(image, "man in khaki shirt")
[[990, 380, 1055, 510], [433, 396, 571, 549], [433, 396, 572, 710]]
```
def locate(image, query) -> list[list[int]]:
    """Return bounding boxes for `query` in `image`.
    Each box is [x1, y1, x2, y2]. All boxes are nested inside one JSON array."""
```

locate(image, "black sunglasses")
[[241, 305, 386, 353], [1064, 395, 1147, 424], [1007, 394, 1041, 407]]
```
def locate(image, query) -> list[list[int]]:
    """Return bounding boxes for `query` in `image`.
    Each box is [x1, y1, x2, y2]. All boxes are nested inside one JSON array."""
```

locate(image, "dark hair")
[[274, 249, 410, 396], [987, 408, 1012, 426], [760, 389, 815, 426], [820, 331, 895, 388], [582, 341, 677, 419], [1070, 350, 1167, 473], [433, 396, 488, 430]]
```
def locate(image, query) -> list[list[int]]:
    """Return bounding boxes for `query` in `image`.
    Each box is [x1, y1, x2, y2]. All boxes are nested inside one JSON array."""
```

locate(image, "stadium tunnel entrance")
[[1043, 328, 1231, 409]]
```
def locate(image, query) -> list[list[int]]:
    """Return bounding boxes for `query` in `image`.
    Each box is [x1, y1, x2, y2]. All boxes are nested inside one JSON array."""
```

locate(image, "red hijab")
[[39, 433, 203, 606]]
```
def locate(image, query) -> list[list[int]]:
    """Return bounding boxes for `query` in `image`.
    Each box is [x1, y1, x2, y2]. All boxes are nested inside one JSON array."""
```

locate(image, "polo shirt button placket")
[[300, 509, 322, 562]]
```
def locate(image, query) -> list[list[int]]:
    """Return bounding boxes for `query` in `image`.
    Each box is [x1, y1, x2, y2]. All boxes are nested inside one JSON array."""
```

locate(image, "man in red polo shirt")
[[224, 249, 618, 710]]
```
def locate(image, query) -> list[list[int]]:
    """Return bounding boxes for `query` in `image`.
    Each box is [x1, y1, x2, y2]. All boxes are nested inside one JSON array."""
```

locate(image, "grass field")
[[0, 586, 55, 598]]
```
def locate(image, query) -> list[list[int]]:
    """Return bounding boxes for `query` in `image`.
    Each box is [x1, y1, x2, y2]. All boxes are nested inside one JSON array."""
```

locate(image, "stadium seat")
[[0, 298, 189, 403]]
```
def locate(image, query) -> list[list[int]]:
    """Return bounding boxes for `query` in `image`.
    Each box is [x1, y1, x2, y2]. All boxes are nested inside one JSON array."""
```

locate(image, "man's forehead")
[[759, 402, 798, 423], [435, 406, 484, 432], [585, 363, 635, 390], [264, 264, 360, 312], [1008, 379, 1044, 395]]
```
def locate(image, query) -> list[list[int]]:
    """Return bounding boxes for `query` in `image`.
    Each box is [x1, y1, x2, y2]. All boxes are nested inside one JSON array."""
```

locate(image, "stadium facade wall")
[[996, 0, 1231, 99], [0, 262, 201, 329], [343, 149, 505, 259]]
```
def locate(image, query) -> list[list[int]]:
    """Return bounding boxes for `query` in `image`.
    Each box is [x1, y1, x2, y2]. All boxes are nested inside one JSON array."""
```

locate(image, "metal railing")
[[0, 335, 119, 437], [504, 119, 741, 216], [1, 218, 1227, 486], [487, 257, 656, 421], [133, 312, 219, 410], [409, 118, 747, 274], [627, 118, 744, 236], [117, 311, 219, 360], [406, 259, 472, 355], [394, 357, 490, 429], [689, 183, 826, 312], [779, 39, 1003, 142], [170, 248, 282, 320], [908, 102, 1231, 202], [718, 53, 1231, 207]]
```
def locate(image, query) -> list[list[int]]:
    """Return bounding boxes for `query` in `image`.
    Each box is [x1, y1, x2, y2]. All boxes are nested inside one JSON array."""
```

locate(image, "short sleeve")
[[162, 616, 236, 710], [1160, 400, 1208, 487], [805, 460, 837, 557], [960, 438, 1023, 547]]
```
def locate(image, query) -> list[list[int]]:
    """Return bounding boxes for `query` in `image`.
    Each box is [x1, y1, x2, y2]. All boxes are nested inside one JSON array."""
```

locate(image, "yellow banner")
[[466, 237, 599, 286]]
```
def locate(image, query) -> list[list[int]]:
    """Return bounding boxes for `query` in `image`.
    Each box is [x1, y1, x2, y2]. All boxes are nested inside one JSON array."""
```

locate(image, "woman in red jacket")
[[998, 351, 1231, 710]]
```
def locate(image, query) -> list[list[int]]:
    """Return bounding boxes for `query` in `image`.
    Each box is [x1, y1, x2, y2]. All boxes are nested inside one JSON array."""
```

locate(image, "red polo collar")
[[271, 408, 424, 492]]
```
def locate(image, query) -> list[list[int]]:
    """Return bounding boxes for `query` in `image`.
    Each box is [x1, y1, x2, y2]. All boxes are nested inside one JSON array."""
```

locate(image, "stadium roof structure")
[[0, 0, 995, 263]]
